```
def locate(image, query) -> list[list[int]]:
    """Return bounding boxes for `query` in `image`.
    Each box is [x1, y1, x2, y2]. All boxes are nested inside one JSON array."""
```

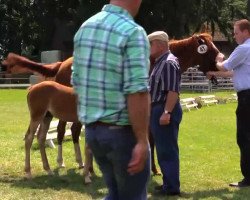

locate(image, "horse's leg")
[[37, 114, 54, 176], [71, 122, 84, 168], [57, 120, 66, 168], [24, 120, 40, 179], [149, 130, 161, 175], [83, 142, 93, 184], [88, 146, 94, 175]]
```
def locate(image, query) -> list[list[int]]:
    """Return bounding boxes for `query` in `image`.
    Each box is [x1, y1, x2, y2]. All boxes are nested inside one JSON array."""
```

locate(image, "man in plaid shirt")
[[72, 0, 150, 199]]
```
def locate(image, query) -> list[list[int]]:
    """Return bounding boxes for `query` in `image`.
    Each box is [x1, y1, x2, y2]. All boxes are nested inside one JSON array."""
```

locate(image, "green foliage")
[[0, 0, 248, 60], [248, 0, 250, 16], [138, 0, 247, 39]]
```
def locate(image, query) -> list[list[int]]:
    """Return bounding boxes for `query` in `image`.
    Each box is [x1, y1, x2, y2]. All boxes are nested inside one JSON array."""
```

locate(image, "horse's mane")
[[169, 36, 193, 48], [169, 33, 213, 50]]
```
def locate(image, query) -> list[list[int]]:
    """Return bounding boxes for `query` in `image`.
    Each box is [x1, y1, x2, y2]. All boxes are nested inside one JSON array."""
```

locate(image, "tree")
[[137, 0, 194, 38], [247, 0, 250, 17], [0, 0, 32, 59], [137, 0, 247, 40], [0, 0, 248, 61]]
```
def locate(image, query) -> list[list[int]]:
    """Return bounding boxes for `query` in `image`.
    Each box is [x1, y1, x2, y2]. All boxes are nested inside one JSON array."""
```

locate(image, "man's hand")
[[159, 113, 170, 125], [127, 142, 148, 175], [216, 52, 225, 62], [206, 71, 216, 79]]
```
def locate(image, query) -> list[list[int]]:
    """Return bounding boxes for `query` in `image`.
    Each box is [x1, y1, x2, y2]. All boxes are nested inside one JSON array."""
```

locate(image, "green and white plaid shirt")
[[72, 4, 150, 125]]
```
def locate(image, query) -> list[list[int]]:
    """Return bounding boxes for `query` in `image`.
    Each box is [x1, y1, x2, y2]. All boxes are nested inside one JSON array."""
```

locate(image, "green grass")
[[0, 89, 249, 199]]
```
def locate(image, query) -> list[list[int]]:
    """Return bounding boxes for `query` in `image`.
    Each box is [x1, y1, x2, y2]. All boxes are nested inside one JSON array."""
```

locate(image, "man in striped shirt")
[[148, 31, 182, 196], [72, 0, 150, 199]]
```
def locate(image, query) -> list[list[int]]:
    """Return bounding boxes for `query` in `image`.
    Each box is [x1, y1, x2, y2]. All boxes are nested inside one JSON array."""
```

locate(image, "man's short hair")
[[234, 19, 250, 33]]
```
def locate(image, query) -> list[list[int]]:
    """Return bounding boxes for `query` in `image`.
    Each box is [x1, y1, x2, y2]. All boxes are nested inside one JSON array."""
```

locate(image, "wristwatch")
[[164, 110, 172, 114]]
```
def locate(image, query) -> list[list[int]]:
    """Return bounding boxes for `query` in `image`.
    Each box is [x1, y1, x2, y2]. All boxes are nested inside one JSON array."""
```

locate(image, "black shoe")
[[229, 179, 250, 188], [166, 191, 181, 196], [154, 188, 180, 196]]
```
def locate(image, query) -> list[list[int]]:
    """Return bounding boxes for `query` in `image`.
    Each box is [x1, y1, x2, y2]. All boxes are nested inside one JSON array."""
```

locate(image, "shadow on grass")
[[1, 170, 249, 199], [148, 177, 250, 199], [185, 187, 250, 200], [0, 168, 106, 199], [188, 188, 233, 200], [147, 187, 248, 200]]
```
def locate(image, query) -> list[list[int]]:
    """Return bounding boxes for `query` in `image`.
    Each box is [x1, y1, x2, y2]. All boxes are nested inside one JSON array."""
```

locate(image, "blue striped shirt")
[[223, 38, 250, 92], [149, 51, 181, 103], [71, 4, 150, 125]]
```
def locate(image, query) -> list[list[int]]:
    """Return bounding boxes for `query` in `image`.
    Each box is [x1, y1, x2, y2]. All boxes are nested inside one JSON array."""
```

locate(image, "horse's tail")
[[2, 53, 62, 77]]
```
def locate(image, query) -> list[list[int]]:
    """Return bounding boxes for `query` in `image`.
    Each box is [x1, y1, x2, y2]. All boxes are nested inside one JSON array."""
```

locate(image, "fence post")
[[29, 50, 62, 85]]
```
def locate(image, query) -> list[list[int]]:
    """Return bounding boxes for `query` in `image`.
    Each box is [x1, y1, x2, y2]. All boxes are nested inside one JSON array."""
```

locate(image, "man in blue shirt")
[[216, 19, 250, 188], [72, 0, 151, 199]]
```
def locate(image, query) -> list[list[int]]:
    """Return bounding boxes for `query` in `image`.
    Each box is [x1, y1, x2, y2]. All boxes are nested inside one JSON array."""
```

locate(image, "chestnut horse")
[[2, 33, 221, 176], [3, 56, 94, 183], [24, 81, 94, 180]]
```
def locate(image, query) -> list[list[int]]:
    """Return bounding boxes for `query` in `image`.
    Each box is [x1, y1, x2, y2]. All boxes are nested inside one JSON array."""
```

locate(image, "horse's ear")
[[193, 34, 204, 44], [193, 34, 199, 39], [196, 35, 205, 45], [198, 38, 205, 45]]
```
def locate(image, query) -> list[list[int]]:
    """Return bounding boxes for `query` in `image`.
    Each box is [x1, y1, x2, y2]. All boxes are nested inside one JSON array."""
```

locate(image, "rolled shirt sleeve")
[[123, 27, 150, 94]]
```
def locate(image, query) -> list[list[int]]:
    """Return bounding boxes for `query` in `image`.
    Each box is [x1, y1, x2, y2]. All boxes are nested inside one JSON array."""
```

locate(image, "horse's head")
[[1, 53, 34, 74], [169, 33, 221, 77], [190, 33, 220, 74], [2, 53, 62, 77]]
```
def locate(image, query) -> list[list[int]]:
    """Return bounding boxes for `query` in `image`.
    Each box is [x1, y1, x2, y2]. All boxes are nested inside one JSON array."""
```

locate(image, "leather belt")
[[151, 101, 165, 106], [86, 121, 131, 128]]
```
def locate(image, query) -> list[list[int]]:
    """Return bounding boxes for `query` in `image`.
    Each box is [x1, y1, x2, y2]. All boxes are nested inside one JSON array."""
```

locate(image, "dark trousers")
[[237, 90, 250, 182], [150, 102, 182, 193], [85, 124, 150, 200]]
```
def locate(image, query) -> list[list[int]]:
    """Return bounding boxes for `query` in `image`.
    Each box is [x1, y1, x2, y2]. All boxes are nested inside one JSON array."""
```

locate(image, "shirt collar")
[[244, 38, 250, 44], [102, 4, 133, 20], [155, 50, 170, 64]]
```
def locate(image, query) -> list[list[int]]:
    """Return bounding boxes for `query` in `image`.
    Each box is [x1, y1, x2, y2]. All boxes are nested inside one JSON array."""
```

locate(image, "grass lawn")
[[0, 89, 249, 199]]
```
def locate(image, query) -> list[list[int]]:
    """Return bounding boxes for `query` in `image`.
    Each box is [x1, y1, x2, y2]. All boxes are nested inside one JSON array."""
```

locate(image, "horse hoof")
[[78, 164, 85, 169], [47, 170, 54, 176], [83, 171, 92, 177], [57, 162, 66, 168], [90, 171, 96, 177], [84, 176, 92, 184], [25, 173, 32, 180]]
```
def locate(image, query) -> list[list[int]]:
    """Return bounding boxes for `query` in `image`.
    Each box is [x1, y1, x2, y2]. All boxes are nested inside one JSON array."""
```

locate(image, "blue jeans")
[[85, 124, 150, 200], [150, 102, 182, 193]]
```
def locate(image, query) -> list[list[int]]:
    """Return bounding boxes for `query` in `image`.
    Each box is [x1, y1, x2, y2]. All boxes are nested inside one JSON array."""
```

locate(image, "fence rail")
[[181, 67, 234, 92], [0, 73, 31, 88]]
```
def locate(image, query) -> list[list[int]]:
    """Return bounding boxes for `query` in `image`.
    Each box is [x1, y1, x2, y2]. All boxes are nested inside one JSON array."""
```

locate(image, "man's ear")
[[243, 29, 250, 36]]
